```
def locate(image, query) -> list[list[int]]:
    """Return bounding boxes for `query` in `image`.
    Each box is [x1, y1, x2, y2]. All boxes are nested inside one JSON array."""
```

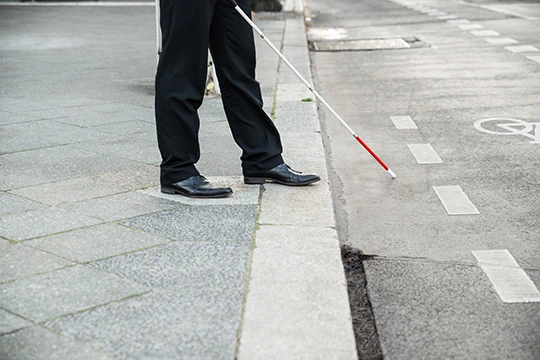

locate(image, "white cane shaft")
[[232, 6, 357, 137]]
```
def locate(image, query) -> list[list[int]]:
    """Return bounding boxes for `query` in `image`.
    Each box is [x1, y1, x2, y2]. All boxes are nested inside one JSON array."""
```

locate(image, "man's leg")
[[209, 0, 284, 176], [155, 0, 213, 184]]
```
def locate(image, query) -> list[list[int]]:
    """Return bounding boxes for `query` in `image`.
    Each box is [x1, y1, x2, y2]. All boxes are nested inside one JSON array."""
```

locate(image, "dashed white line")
[[471, 30, 500, 37], [447, 19, 471, 25], [505, 45, 540, 53], [407, 144, 443, 164], [391, 116, 418, 130], [433, 186, 480, 215], [527, 56, 540, 64], [438, 15, 458, 20], [485, 37, 519, 45], [472, 250, 540, 303], [459, 24, 483, 30]]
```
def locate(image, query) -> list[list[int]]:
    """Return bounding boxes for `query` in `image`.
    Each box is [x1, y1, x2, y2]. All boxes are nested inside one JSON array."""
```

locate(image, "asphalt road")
[[305, 0, 540, 358]]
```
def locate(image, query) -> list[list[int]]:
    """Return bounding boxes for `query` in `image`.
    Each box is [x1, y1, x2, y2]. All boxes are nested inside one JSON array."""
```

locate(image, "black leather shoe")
[[161, 175, 232, 198], [244, 163, 320, 186]]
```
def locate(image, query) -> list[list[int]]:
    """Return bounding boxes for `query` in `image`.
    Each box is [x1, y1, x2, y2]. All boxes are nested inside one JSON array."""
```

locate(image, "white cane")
[[155, 0, 161, 57]]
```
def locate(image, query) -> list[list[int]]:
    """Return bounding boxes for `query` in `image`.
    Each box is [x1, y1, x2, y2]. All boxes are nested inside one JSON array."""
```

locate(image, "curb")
[[237, 6, 359, 359]]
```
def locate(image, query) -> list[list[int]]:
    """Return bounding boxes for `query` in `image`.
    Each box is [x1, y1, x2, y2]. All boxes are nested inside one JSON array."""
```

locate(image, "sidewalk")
[[0, 2, 357, 359]]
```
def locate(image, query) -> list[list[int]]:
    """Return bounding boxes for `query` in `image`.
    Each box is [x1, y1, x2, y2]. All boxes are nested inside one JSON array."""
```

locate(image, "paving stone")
[[0, 265, 148, 322], [0, 110, 41, 125], [0, 326, 116, 360], [274, 101, 321, 132], [0, 146, 141, 191], [0, 128, 58, 154], [121, 204, 257, 242], [93, 120, 156, 138], [0, 207, 102, 242], [61, 192, 179, 221], [276, 83, 313, 102], [10, 178, 126, 206], [258, 183, 334, 227], [40, 97, 106, 108], [2, 120, 114, 145], [0, 192, 46, 216], [93, 241, 251, 291], [74, 136, 161, 165], [55, 112, 148, 127], [25, 223, 169, 263], [139, 177, 260, 206], [0, 239, 73, 283], [0, 99, 58, 113], [45, 290, 242, 360], [0, 309, 33, 335], [89, 164, 160, 191]]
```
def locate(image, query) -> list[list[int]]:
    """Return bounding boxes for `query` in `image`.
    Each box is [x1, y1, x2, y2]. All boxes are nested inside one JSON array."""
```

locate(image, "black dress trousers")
[[155, 0, 284, 184]]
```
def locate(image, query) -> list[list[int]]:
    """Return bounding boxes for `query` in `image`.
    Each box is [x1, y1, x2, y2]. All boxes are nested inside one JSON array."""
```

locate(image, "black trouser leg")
[[155, 0, 284, 184], [155, 0, 213, 184], [209, 0, 283, 175]]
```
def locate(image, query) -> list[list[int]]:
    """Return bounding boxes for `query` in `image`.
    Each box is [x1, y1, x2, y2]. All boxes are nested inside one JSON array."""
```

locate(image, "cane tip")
[[388, 169, 396, 179]]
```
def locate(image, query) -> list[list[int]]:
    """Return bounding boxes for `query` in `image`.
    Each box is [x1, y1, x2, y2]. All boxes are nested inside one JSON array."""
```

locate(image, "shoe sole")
[[243, 176, 321, 186], [161, 186, 233, 198]]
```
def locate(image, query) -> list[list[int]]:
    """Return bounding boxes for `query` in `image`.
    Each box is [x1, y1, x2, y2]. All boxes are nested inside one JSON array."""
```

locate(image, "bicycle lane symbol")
[[474, 118, 540, 144]]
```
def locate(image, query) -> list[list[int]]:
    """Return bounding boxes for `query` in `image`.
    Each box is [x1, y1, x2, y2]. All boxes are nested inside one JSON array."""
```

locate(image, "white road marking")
[[459, 24, 483, 30], [433, 186, 480, 215], [407, 144, 443, 164], [447, 19, 471, 25], [485, 37, 518, 45], [472, 250, 540, 303], [428, 12, 447, 16], [0, 1, 154, 5], [527, 56, 540, 64], [471, 30, 500, 37], [438, 15, 458, 20], [505, 45, 540, 53], [474, 118, 540, 144], [391, 116, 418, 129]]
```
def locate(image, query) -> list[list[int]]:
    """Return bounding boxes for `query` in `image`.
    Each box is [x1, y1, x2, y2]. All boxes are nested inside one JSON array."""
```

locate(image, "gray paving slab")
[[0, 207, 102, 242], [0, 239, 73, 283], [74, 136, 161, 165], [55, 111, 152, 128], [364, 259, 540, 360], [25, 223, 170, 264], [88, 164, 160, 191], [0, 265, 148, 322], [276, 83, 313, 102], [0, 326, 116, 360], [0, 309, 33, 335], [1, 146, 142, 191], [258, 183, 334, 226], [10, 177, 127, 206], [0, 129, 59, 154], [273, 101, 321, 132], [45, 290, 242, 360], [2, 120, 115, 145], [93, 241, 251, 292], [92, 120, 156, 138], [60, 192, 179, 222], [0, 110, 41, 125], [0, 99, 58, 113], [0, 192, 46, 216], [120, 205, 258, 242]]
